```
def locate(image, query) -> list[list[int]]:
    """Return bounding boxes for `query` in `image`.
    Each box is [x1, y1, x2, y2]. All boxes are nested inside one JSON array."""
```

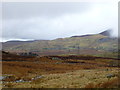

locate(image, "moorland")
[[1, 30, 120, 88]]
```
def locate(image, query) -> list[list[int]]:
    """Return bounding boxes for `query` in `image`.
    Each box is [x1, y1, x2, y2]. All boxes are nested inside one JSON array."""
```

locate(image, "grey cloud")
[[2, 2, 118, 42], [2, 2, 91, 20]]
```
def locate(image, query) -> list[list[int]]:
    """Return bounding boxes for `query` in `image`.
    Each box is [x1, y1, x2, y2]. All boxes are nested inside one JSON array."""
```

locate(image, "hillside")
[[2, 40, 37, 49], [2, 30, 118, 57]]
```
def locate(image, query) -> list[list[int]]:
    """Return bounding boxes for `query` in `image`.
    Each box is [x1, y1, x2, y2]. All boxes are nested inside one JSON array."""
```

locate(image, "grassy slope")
[[3, 34, 118, 55]]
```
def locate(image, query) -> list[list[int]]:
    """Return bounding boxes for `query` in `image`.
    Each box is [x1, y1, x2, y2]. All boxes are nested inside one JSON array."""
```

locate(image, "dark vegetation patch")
[[47, 55, 119, 60], [2, 51, 36, 61]]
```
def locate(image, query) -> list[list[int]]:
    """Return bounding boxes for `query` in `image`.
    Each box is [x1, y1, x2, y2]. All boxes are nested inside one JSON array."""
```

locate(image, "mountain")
[[99, 29, 112, 36], [2, 40, 39, 49], [2, 30, 118, 56], [71, 34, 92, 38]]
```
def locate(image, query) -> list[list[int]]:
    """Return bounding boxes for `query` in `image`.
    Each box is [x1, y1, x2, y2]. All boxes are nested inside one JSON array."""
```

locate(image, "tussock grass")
[[85, 77, 119, 88], [4, 68, 119, 88], [2, 53, 120, 88]]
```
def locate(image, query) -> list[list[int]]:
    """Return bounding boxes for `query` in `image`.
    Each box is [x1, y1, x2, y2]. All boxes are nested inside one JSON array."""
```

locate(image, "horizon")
[[1, 29, 117, 42]]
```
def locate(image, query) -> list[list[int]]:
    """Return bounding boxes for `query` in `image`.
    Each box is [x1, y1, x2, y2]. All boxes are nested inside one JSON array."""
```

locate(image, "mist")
[[1, 2, 118, 42]]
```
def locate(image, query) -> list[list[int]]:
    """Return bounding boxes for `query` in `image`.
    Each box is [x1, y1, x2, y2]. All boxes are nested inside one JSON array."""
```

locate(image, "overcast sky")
[[1, 2, 118, 42]]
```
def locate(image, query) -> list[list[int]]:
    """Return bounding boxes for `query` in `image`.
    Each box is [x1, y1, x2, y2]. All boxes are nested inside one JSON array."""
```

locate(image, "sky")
[[1, 1, 118, 42]]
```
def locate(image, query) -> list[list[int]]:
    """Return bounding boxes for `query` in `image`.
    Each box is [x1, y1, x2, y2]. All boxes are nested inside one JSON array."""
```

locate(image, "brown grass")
[[2, 52, 120, 88], [85, 78, 119, 88], [2, 55, 110, 79]]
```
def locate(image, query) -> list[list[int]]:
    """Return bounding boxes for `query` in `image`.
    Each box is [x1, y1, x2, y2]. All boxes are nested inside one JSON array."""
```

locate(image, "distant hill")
[[2, 40, 39, 49], [99, 29, 112, 36], [2, 30, 118, 56], [71, 34, 92, 38]]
